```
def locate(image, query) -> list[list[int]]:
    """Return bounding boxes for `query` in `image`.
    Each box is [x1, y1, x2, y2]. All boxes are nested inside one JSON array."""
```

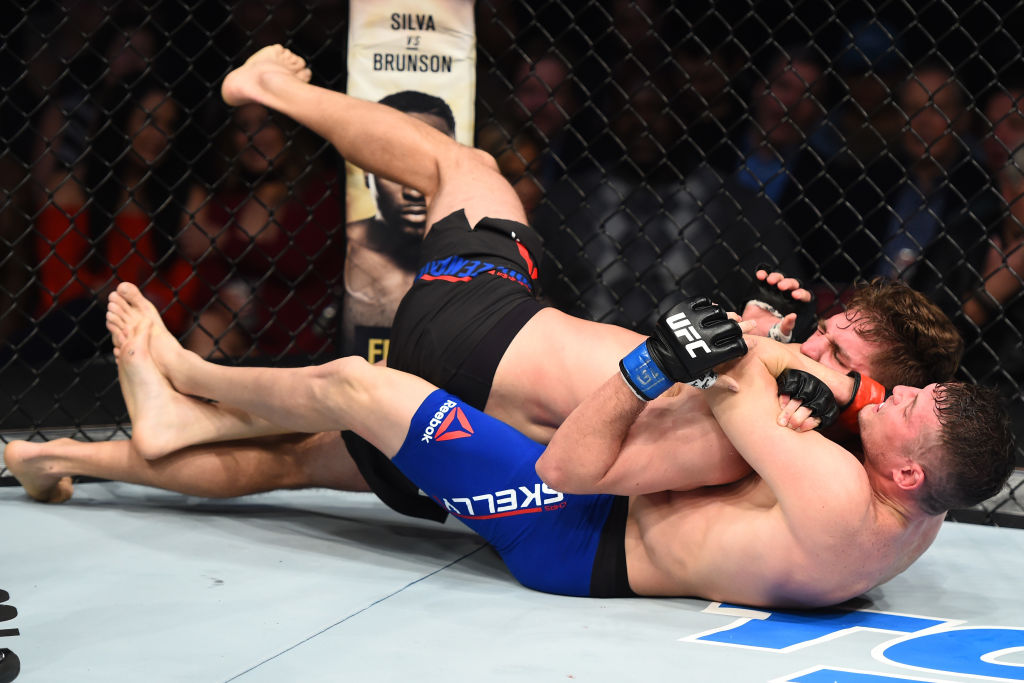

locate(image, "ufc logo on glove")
[[664, 311, 711, 358]]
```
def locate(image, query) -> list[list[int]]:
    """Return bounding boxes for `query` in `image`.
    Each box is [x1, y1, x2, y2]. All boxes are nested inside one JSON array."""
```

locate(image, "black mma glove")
[[746, 265, 818, 343], [620, 296, 747, 400], [775, 369, 839, 430]]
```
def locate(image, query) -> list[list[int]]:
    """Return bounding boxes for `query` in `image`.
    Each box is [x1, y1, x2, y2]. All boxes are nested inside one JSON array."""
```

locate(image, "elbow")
[[534, 453, 562, 489], [535, 454, 577, 493], [535, 453, 601, 495]]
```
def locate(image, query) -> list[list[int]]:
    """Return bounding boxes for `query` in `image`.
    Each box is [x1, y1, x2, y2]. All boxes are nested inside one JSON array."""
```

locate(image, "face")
[[859, 384, 943, 464], [754, 58, 824, 147], [984, 90, 1024, 174], [515, 57, 573, 137], [369, 111, 454, 237], [495, 136, 543, 215], [677, 52, 732, 119], [128, 90, 178, 166], [233, 103, 286, 175], [798, 310, 881, 376], [611, 84, 684, 169], [899, 70, 963, 166]]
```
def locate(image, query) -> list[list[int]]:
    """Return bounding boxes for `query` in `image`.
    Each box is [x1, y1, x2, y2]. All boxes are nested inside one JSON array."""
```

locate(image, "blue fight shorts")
[[392, 390, 618, 597]]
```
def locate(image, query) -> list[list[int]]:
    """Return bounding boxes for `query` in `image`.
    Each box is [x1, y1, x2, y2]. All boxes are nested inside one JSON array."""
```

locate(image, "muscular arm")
[[536, 337, 857, 496], [764, 338, 856, 406], [535, 374, 648, 494], [704, 342, 871, 534]]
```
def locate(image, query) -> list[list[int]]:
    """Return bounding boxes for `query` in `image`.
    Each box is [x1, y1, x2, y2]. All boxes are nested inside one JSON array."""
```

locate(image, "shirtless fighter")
[[103, 271, 1014, 606], [4, 46, 964, 518]]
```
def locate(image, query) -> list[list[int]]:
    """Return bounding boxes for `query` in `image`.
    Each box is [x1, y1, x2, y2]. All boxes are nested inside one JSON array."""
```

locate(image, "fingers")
[[778, 284, 811, 303], [776, 396, 821, 432], [733, 317, 757, 334], [754, 269, 812, 303], [715, 372, 741, 392], [739, 304, 780, 338], [779, 313, 797, 338]]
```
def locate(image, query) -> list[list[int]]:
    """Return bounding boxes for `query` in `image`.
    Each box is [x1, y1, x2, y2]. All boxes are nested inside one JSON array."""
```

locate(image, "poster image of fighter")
[[342, 0, 475, 362], [341, 91, 456, 362]]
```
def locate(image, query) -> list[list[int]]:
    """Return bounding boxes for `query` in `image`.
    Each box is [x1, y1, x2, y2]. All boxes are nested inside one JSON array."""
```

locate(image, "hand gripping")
[[620, 296, 748, 400], [775, 369, 840, 430], [746, 265, 818, 343]]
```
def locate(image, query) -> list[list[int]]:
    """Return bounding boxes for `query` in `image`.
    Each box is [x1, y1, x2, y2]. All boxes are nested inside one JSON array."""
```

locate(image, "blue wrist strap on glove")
[[619, 341, 674, 401]]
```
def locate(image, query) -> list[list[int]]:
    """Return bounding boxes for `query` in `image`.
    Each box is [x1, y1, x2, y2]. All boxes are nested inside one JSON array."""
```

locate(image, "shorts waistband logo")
[[417, 255, 532, 291]]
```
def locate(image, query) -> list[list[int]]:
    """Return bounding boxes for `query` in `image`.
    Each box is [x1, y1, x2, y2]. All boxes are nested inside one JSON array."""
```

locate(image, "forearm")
[[535, 373, 646, 493], [707, 354, 859, 529], [752, 337, 856, 405]]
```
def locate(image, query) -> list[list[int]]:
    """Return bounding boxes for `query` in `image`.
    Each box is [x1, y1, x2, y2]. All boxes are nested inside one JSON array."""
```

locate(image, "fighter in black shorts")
[[343, 208, 548, 524], [342, 208, 635, 595]]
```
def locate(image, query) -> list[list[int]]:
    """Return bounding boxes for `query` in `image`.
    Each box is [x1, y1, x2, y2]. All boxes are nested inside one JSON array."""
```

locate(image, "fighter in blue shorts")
[[370, 289, 746, 597], [394, 389, 627, 596]]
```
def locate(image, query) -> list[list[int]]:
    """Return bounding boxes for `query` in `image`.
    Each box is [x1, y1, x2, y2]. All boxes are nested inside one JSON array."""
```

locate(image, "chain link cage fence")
[[0, 1, 1021, 523]]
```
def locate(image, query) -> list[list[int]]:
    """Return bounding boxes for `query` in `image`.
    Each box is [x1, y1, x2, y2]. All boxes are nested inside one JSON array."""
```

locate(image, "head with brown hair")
[[843, 278, 963, 388], [915, 382, 1015, 515]]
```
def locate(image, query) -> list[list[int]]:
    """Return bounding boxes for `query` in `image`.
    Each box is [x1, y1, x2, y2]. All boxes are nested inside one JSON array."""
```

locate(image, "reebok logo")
[[665, 311, 711, 358], [420, 399, 474, 442]]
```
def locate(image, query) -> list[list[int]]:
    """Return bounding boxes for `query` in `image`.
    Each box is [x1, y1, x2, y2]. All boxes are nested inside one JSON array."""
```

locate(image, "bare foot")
[[4, 440, 74, 503], [106, 285, 217, 459], [107, 282, 187, 384], [221, 44, 311, 108]]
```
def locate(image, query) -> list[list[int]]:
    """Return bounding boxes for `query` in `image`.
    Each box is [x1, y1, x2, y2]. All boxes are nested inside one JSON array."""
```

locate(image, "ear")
[[892, 461, 924, 491]]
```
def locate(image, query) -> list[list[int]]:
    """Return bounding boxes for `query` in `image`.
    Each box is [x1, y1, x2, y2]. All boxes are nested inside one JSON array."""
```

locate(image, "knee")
[[444, 145, 500, 178], [467, 147, 500, 174], [309, 356, 376, 410], [315, 355, 371, 384]]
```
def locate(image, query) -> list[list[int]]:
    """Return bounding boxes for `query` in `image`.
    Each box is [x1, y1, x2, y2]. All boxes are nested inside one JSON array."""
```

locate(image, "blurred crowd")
[[476, 2, 1023, 409], [0, 0, 1020, 422]]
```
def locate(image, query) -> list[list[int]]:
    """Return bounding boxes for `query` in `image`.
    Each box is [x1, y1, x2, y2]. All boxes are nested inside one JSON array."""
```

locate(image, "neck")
[[866, 467, 918, 524]]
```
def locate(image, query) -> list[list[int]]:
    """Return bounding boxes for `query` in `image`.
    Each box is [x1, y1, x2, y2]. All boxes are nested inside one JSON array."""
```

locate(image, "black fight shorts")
[[345, 210, 546, 523], [590, 496, 637, 597]]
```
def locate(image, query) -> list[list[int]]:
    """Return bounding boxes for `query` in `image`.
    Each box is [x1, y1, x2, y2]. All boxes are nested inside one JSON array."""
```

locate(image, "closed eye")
[[830, 341, 850, 371], [905, 395, 917, 419]]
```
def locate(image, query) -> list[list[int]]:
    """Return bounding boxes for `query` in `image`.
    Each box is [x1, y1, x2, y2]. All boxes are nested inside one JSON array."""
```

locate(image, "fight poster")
[[343, 0, 476, 362]]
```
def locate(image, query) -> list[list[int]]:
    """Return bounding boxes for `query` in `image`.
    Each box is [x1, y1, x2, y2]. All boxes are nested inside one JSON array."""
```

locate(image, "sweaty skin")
[[105, 277, 944, 608]]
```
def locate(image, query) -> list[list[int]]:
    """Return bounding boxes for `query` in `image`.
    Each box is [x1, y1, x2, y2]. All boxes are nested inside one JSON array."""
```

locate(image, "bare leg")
[[109, 282, 433, 457], [220, 44, 525, 228], [4, 431, 369, 504]]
